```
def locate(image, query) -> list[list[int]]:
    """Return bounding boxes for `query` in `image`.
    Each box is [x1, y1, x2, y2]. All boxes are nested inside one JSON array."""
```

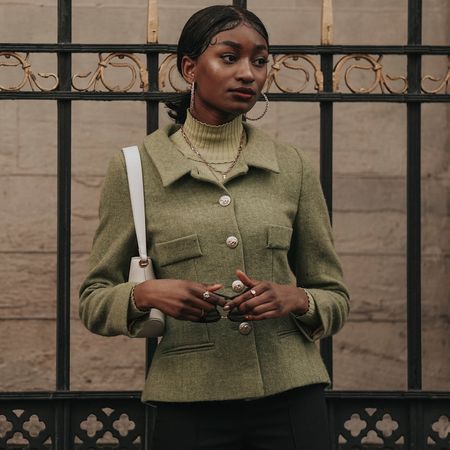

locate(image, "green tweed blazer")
[[78, 122, 350, 403]]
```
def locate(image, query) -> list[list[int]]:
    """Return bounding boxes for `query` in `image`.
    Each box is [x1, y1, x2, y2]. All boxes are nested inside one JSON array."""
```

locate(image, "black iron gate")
[[0, 0, 449, 448]]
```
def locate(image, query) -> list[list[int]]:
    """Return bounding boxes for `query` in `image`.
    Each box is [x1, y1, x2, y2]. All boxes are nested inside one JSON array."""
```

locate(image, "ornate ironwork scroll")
[[72, 53, 148, 92], [0, 52, 59, 91], [333, 54, 408, 94], [3, 51, 448, 96], [421, 56, 450, 94], [266, 54, 323, 93], [158, 53, 188, 92]]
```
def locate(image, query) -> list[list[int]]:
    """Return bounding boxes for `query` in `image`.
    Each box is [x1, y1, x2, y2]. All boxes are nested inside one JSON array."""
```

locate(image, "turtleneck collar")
[[181, 109, 245, 163]]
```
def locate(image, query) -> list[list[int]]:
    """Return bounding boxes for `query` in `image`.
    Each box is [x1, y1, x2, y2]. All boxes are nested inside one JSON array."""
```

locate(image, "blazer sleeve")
[[78, 151, 149, 337], [287, 149, 350, 342]]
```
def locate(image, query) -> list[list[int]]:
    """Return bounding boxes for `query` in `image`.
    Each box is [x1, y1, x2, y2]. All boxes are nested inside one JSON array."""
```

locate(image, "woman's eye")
[[254, 57, 269, 66], [221, 54, 237, 64]]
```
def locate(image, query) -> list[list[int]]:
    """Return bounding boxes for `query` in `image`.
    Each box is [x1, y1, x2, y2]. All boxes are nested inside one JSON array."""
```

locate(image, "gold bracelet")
[[295, 288, 311, 316], [130, 284, 148, 313]]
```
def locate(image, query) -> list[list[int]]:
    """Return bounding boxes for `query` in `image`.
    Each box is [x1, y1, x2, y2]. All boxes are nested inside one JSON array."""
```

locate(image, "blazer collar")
[[143, 122, 280, 187]]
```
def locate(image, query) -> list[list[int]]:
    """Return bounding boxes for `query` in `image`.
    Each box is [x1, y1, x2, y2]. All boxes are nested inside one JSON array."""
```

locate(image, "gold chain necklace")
[[180, 127, 246, 181]]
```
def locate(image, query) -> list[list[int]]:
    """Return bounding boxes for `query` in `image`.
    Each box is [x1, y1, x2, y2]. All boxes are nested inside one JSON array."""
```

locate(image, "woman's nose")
[[236, 60, 255, 83]]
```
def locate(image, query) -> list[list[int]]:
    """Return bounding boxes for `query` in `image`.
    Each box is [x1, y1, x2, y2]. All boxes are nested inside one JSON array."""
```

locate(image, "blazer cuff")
[[290, 290, 324, 342], [127, 283, 150, 330]]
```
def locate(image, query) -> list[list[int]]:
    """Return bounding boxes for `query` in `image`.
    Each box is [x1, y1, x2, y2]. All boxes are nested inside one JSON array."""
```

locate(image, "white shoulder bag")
[[122, 145, 165, 337]]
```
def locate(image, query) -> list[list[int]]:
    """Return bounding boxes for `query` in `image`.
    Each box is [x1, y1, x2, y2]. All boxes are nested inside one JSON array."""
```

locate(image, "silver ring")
[[250, 289, 257, 297], [200, 308, 205, 318], [202, 291, 210, 300]]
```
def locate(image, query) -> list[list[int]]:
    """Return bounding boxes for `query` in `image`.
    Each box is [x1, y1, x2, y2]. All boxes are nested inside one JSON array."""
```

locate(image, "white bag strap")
[[122, 146, 148, 265]]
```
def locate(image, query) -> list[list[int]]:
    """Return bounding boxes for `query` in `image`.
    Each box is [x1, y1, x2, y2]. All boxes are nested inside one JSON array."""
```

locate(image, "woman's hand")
[[225, 270, 309, 320], [133, 279, 226, 322]]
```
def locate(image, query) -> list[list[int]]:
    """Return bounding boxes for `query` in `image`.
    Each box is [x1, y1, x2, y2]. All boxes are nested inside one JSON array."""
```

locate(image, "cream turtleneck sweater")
[[170, 109, 246, 183], [169, 108, 319, 326]]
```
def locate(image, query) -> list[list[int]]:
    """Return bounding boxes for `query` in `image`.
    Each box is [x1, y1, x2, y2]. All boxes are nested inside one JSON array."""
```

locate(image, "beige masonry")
[[0, 1, 449, 392]]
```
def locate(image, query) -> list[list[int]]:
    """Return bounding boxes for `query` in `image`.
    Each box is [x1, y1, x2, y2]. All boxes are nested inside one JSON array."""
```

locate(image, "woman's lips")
[[229, 90, 255, 101]]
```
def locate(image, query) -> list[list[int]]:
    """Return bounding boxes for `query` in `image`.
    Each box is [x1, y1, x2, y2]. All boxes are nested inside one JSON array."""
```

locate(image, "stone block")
[[0, 319, 146, 392], [334, 210, 406, 254], [422, 104, 450, 179], [70, 318, 146, 391], [333, 321, 450, 391], [72, 102, 147, 177], [340, 254, 450, 323], [0, 2, 56, 43], [0, 101, 56, 176], [72, 4, 147, 43], [72, 175, 104, 252], [333, 321, 407, 390], [0, 319, 56, 391], [340, 254, 406, 322], [423, 0, 450, 45], [0, 175, 56, 252], [334, 175, 405, 213], [0, 253, 56, 319], [256, 102, 321, 167], [334, 103, 407, 177], [333, 3, 407, 45], [422, 321, 450, 391], [248, 0, 296, 8], [16, 101, 57, 175], [0, 102, 18, 175]]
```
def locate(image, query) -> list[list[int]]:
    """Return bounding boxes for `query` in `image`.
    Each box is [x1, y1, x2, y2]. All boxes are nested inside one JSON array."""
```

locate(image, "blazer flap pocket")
[[156, 234, 203, 267], [266, 224, 293, 250]]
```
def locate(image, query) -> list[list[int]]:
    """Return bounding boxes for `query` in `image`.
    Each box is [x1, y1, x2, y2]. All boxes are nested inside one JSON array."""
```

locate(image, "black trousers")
[[147, 383, 331, 450]]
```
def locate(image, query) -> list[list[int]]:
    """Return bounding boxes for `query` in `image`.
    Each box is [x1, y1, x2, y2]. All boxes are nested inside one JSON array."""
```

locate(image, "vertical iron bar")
[[319, 53, 334, 383], [327, 399, 337, 450], [56, 0, 72, 448], [407, 0, 422, 391], [56, 0, 72, 393], [408, 398, 424, 450], [233, 0, 247, 8]]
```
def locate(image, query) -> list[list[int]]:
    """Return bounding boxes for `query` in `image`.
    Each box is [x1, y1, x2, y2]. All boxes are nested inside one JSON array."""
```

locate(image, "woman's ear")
[[181, 56, 196, 84]]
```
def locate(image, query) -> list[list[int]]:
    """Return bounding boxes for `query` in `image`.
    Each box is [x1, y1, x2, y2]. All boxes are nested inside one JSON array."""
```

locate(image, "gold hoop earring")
[[190, 81, 195, 111], [244, 93, 269, 121]]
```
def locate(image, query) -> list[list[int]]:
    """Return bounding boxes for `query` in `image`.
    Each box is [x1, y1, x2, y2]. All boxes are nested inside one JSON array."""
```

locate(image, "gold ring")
[[250, 289, 257, 297]]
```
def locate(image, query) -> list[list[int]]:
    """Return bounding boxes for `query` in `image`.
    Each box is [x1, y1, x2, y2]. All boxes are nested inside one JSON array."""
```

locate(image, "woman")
[[79, 5, 350, 450]]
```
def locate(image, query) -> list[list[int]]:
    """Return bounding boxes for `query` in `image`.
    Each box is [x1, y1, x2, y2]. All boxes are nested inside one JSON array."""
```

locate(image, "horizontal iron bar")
[[1, 43, 450, 54], [0, 390, 448, 401], [1, 92, 449, 102]]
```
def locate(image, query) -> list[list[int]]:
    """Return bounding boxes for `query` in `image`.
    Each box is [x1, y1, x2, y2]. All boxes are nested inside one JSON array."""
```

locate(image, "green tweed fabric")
[[78, 121, 350, 402]]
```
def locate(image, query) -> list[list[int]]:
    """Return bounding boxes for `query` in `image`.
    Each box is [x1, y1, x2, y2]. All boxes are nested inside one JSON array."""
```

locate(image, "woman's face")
[[182, 23, 269, 125]]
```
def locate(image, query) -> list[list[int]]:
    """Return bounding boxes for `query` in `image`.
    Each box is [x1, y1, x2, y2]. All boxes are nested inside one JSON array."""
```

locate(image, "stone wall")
[[0, 0, 448, 392]]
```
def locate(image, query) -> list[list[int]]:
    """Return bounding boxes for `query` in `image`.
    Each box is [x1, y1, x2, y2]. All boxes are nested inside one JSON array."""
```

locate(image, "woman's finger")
[[241, 293, 275, 315], [226, 283, 268, 310], [237, 290, 272, 313], [235, 269, 258, 287], [185, 295, 218, 312], [192, 286, 227, 307], [245, 309, 278, 321]]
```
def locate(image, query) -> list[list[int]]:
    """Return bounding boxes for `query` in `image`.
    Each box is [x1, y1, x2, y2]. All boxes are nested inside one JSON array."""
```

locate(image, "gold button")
[[219, 195, 231, 207], [231, 280, 245, 292], [239, 322, 252, 335], [226, 236, 239, 248]]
